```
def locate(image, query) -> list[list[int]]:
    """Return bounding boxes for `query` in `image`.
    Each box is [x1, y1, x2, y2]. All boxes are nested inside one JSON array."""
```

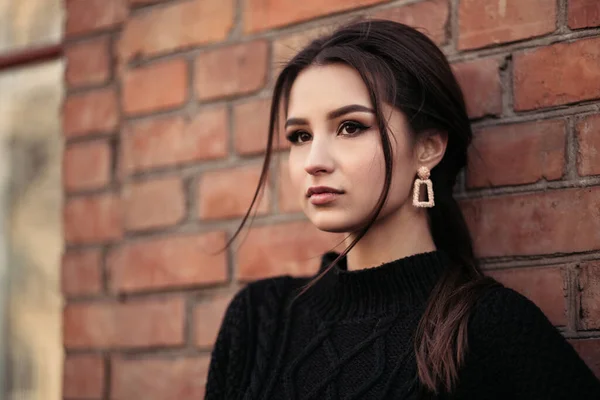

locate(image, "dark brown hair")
[[221, 19, 501, 397]]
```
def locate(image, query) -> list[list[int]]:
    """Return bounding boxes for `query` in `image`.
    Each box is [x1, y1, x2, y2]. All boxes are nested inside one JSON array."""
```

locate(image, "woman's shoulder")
[[221, 274, 307, 326], [468, 281, 555, 340], [458, 281, 600, 398], [466, 279, 580, 362], [453, 281, 600, 398], [471, 282, 541, 319]]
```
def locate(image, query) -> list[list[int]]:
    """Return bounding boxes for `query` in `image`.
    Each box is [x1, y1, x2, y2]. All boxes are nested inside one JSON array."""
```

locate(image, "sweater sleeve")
[[204, 286, 253, 400], [453, 286, 600, 399]]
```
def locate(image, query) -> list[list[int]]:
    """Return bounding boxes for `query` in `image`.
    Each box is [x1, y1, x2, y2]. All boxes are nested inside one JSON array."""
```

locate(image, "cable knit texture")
[[205, 250, 600, 399]]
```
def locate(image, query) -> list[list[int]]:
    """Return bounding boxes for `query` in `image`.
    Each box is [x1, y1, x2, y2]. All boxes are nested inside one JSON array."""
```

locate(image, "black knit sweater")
[[205, 250, 600, 399]]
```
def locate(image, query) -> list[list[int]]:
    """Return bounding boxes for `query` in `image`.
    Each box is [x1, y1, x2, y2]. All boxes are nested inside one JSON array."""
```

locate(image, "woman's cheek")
[[287, 151, 305, 195]]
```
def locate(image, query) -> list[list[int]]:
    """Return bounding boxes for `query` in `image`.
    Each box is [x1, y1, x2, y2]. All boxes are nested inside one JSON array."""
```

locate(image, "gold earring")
[[413, 166, 434, 208]]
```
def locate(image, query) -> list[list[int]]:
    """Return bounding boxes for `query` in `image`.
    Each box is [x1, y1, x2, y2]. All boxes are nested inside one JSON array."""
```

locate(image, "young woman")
[[205, 20, 600, 399]]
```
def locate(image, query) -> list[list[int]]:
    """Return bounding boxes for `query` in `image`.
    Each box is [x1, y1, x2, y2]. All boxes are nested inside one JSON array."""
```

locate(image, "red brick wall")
[[61, 0, 600, 398]]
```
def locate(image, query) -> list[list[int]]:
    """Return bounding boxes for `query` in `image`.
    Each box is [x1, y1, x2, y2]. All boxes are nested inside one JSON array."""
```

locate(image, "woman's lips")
[[309, 192, 342, 205]]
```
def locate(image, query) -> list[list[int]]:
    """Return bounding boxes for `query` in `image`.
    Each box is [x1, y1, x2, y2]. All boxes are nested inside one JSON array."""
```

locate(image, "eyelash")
[[286, 121, 370, 144]]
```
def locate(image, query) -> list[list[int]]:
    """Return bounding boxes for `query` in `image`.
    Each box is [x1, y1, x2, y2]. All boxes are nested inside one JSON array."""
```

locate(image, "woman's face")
[[285, 63, 419, 233]]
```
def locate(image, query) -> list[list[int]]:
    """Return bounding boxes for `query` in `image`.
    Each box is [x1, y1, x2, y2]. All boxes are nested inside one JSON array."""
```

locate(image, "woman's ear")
[[414, 130, 448, 170]]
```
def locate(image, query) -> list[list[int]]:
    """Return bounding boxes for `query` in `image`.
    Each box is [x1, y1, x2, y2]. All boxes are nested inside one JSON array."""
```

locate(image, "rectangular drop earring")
[[412, 166, 435, 208]]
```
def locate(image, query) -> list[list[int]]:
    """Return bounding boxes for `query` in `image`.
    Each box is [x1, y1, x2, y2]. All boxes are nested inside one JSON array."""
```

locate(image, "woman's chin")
[[308, 213, 361, 234]]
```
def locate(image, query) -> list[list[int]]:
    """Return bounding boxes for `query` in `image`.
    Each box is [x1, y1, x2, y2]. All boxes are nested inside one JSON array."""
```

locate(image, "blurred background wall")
[[0, 0, 597, 399], [0, 0, 64, 399], [60, 0, 600, 398]]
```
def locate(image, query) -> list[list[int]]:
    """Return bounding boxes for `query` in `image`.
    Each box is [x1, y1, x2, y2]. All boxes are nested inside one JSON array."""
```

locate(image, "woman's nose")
[[304, 140, 334, 176]]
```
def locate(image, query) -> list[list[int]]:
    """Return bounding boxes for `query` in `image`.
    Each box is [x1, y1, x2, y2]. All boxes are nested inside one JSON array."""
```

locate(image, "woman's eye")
[[298, 132, 311, 143], [286, 131, 312, 144], [286, 122, 368, 144], [339, 121, 368, 136]]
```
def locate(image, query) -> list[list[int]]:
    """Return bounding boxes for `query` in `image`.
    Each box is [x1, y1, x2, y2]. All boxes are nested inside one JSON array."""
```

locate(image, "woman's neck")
[[343, 204, 436, 271]]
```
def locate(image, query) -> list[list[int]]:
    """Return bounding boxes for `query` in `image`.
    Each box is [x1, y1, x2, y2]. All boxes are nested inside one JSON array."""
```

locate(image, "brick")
[[458, 0, 556, 50], [234, 97, 270, 156], [578, 261, 600, 330], [129, 0, 168, 4], [66, 0, 128, 36], [64, 193, 122, 244], [194, 292, 235, 348], [237, 221, 344, 280], [569, 338, 600, 379], [65, 37, 111, 88], [62, 249, 103, 296], [461, 187, 600, 258], [64, 297, 184, 348], [278, 159, 302, 213], [486, 266, 566, 326], [63, 88, 118, 137], [198, 165, 270, 219], [120, 108, 228, 175], [200, 355, 210, 395], [118, 0, 234, 61], [122, 59, 188, 115], [568, 0, 600, 29], [195, 41, 269, 101], [64, 140, 112, 191], [123, 177, 185, 231], [514, 37, 600, 111], [467, 119, 566, 188], [63, 354, 105, 398], [451, 58, 502, 119], [234, 97, 289, 155], [370, 0, 449, 44], [107, 232, 228, 292], [112, 357, 209, 399], [576, 114, 600, 176], [243, 0, 388, 33]]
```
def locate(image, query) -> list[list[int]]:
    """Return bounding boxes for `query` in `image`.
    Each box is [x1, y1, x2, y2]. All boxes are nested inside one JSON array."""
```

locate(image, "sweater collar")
[[299, 249, 450, 320]]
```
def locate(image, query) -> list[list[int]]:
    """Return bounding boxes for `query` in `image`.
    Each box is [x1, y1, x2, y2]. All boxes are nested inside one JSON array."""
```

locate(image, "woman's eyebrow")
[[285, 104, 375, 128], [327, 104, 374, 119]]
